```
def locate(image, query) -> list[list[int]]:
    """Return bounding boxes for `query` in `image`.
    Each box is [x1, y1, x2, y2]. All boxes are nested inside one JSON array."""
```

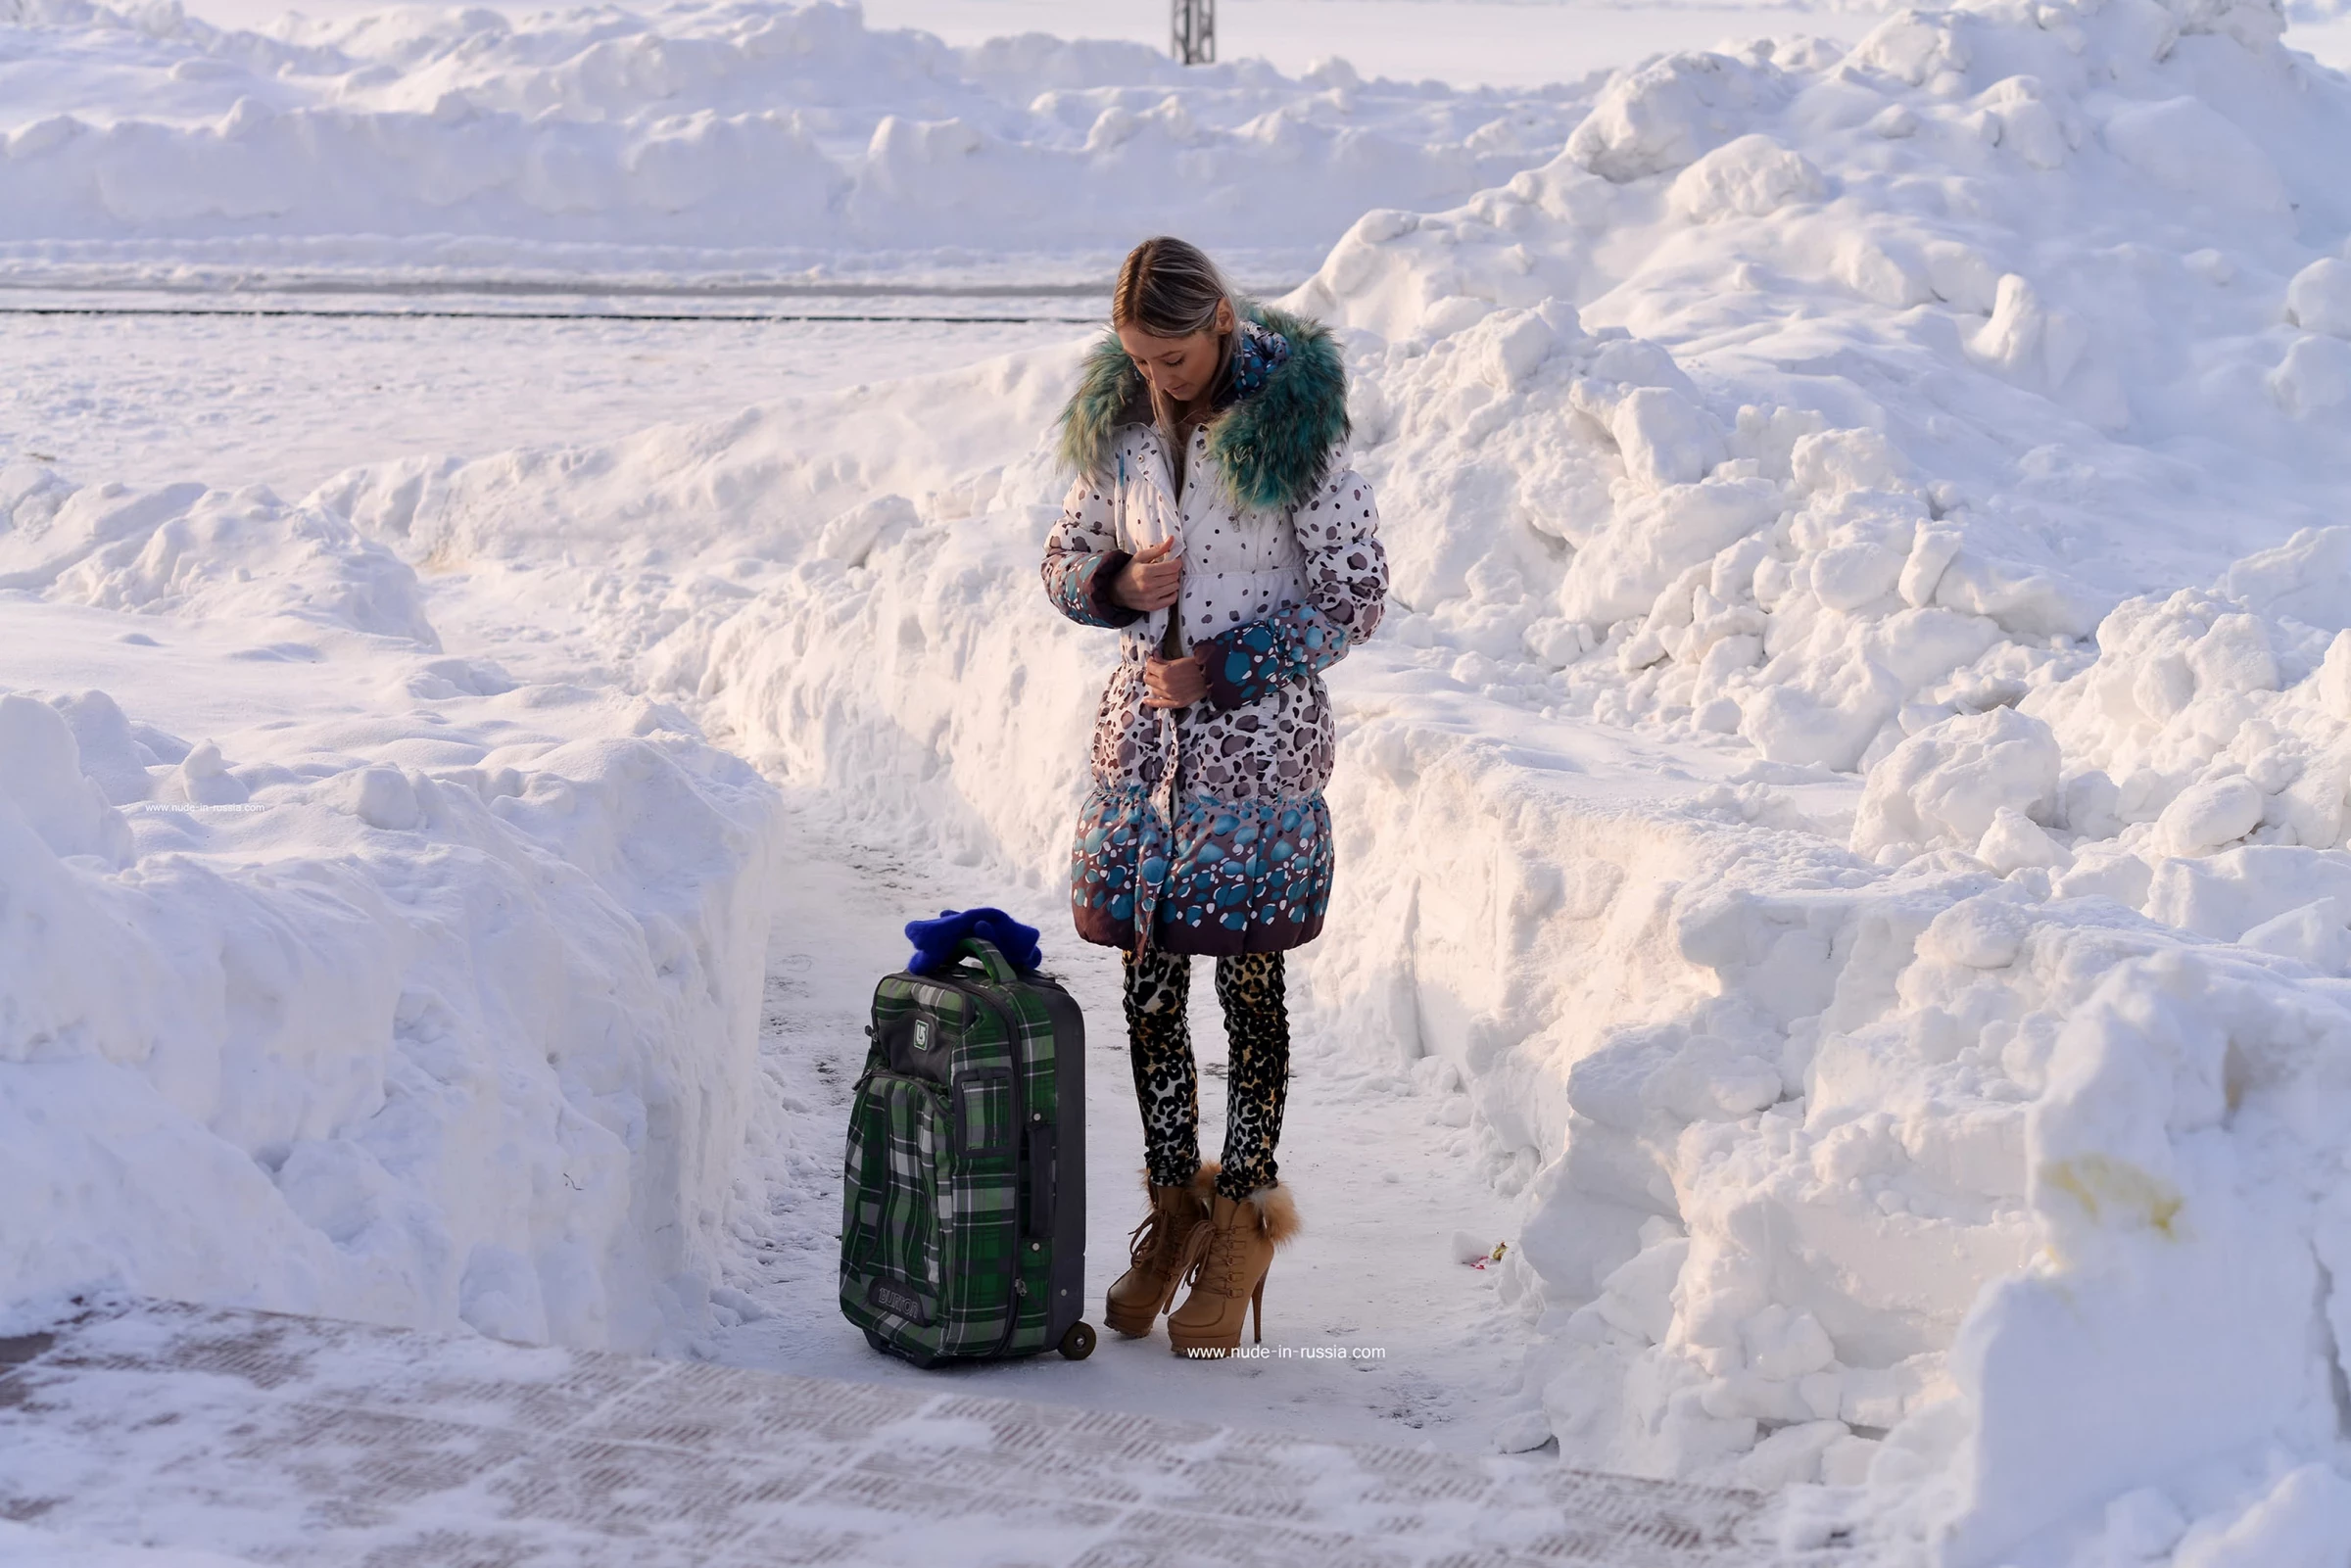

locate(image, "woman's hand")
[[1112, 538, 1181, 612], [1142, 652, 1208, 710]]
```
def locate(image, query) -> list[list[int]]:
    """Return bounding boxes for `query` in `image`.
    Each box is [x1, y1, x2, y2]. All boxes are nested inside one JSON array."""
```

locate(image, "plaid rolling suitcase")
[[839, 935, 1094, 1366]]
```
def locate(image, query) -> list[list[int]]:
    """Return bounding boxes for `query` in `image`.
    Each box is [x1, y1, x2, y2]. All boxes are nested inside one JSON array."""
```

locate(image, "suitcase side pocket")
[[952, 1070, 1014, 1161], [840, 1072, 888, 1279], [841, 1072, 947, 1342]]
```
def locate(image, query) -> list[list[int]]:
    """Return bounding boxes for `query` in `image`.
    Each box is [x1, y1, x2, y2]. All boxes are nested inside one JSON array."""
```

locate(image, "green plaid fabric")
[[840, 953, 1065, 1364]]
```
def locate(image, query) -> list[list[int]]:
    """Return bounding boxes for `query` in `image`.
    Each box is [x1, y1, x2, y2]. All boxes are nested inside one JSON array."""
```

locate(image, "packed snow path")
[[0, 1299, 1810, 1566], [700, 805, 1540, 1449]]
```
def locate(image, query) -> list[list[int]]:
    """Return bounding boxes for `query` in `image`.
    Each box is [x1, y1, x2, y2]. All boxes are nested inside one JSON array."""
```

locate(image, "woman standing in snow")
[[1039, 237, 1388, 1357]]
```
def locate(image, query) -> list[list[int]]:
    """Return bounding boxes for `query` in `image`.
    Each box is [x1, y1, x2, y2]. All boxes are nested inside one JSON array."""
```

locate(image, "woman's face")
[[1117, 299, 1235, 406]]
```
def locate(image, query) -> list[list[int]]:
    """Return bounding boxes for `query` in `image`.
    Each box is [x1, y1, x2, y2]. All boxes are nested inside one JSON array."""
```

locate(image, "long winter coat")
[[1039, 304, 1388, 956]]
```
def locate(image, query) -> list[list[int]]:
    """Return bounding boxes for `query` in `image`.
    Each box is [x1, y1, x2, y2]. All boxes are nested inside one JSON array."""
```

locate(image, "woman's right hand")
[[1111, 538, 1181, 612]]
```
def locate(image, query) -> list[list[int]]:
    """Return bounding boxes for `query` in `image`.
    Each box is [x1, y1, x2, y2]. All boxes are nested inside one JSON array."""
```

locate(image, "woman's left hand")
[[1142, 652, 1208, 710]]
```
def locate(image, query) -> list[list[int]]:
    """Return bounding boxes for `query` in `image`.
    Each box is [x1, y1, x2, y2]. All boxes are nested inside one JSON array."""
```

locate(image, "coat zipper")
[[1125, 430, 1186, 955]]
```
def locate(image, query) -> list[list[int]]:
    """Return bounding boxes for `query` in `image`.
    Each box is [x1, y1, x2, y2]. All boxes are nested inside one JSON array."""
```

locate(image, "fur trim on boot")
[[1243, 1182, 1300, 1249], [1168, 1182, 1299, 1357]]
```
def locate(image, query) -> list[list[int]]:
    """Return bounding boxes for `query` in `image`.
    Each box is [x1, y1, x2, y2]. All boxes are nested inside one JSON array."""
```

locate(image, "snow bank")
[[1250, 0, 2351, 1552], [290, 0, 2351, 1552], [1283, 0, 2351, 774], [1, 461, 435, 642], [1255, 0, 2351, 1552], [17, 0, 2347, 1552], [312, 351, 1108, 870], [0, 0, 1588, 278], [0, 465, 780, 1352]]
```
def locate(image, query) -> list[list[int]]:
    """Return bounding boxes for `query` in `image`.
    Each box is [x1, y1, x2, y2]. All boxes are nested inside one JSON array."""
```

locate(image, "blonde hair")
[[1112, 236, 1238, 443]]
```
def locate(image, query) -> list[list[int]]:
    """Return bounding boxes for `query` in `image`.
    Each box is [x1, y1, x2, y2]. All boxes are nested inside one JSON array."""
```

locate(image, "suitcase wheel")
[[863, 1327, 892, 1355], [1058, 1320, 1097, 1361]]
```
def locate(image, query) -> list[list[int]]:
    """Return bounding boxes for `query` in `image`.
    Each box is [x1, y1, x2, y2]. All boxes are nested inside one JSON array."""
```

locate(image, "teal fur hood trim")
[[1055, 301, 1350, 514]]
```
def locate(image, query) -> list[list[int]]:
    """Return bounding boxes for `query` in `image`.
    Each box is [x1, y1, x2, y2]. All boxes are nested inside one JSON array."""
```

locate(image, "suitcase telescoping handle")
[[954, 937, 1024, 985]]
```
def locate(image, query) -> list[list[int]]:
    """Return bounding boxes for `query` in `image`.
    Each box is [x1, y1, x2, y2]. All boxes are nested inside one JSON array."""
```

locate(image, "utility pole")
[[1172, 0, 1215, 65]]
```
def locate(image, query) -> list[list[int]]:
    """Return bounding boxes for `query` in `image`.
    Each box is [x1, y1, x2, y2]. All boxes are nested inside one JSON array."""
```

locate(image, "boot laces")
[[1181, 1210, 1245, 1298], [1128, 1193, 1191, 1277]]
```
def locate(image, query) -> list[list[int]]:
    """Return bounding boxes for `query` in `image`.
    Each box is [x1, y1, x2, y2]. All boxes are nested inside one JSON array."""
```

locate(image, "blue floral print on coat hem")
[[1069, 781, 1332, 956]]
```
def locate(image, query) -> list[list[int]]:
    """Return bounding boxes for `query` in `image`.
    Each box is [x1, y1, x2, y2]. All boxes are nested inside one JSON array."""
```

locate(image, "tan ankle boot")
[[1167, 1184, 1300, 1357], [1103, 1163, 1219, 1338]]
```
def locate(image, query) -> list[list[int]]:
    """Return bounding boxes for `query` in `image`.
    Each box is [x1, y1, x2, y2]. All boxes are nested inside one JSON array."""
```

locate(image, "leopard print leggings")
[[1122, 950, 1290, 1202]]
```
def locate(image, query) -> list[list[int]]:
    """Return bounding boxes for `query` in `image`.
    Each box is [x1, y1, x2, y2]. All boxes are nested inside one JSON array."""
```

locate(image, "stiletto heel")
[[1251, 1279, 1264, 1344]]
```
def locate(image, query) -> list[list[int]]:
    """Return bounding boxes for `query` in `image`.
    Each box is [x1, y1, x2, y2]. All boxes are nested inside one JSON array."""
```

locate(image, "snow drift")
[[0, 463, 780, 1351], [10, 0, 2351, 1555], [295, 0, 2351, 1556], [1280, 0, 2351, 1556], [0, 0, 1587, 280]]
